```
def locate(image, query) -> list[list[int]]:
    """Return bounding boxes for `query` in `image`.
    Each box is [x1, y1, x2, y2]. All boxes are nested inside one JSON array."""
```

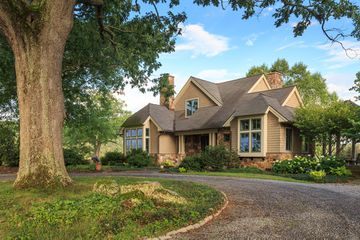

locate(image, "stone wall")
[[217, 128, 231, 150], [154, 153, 186, 166], [240, 153, 293, 170]]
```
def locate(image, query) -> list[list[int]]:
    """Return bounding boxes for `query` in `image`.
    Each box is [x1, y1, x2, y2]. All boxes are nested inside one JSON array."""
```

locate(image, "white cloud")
[[197, 69, 228, 80], [317, 41, 360, 69], [324, 73, 359, 102], [275, 41, 307, 51], [176, 24, 230, 57], [243, 33, 263, 47]]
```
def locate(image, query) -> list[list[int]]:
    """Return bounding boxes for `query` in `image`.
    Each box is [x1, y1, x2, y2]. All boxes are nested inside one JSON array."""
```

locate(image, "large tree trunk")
[[351, 139, 356, 162], [94, 141, 102, 158], [0, 1, 75, 188], [322, 135, 327, 156], [328, 135, 332, 156], [335, 133, 341, 157]]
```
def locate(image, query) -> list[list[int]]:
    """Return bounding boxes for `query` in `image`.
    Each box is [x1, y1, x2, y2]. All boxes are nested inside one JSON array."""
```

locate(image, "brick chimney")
[[266, 71, 283, 89], [160, 74, 175, 110]]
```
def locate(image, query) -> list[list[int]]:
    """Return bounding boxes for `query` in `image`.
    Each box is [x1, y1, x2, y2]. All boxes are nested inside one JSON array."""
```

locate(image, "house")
[[121, 72, 307, 167]]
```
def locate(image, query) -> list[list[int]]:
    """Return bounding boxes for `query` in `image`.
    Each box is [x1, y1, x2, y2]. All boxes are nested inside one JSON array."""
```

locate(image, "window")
[[239, 118, 262, 153], [223, 133, 231, 142], [286, 128, 293, 151], [186, 98, 199, 117], [240, 133, 249, 152], [301, 136, 309, 153], [145, 128, 150, 153], [125, 127, 143, 152]]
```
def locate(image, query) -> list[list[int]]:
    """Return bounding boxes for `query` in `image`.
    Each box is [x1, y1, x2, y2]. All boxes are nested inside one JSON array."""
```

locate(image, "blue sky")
[[119, 3, 360, 112]]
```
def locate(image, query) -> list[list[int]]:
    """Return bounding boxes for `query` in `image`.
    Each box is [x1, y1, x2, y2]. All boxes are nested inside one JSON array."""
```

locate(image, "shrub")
[[179, 155, 203, 171], [101, 152, 126, 166], [272, 155, 346, 175], [178, 167, 187, 173], [0, 121, 19, 167], [329, 166, 352, 177], [63, 148, 87, 166], [309, 170, 326, 182], [126, 149, 154, 167], [179, 146, 240, 172], [162, 160, 176, 168]]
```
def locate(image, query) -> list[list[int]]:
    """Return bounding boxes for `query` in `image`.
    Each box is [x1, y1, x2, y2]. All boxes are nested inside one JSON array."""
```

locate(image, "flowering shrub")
[[329, 166, 352, 176], [272, 155, 349, 176], [309, 170, 326, 182]]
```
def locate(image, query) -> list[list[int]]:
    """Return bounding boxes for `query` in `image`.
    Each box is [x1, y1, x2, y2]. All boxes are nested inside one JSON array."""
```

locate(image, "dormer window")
[[185, 98, 199, 117]]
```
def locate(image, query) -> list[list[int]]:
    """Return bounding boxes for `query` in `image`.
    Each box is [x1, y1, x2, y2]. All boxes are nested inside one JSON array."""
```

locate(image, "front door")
[[200, 135, 209, 151]]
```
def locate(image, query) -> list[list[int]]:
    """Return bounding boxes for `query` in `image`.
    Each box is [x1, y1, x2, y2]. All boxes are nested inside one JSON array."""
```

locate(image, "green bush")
[[329, 166, 352, 177], [101, 152, 126, 166], [63, 148, 87, 166], [178, 167, 187, 173], [309, 170, 326, 182], [0, 121, 19, 167], [179, 146, 239, 172], [272, 155, 347, 175], [179, 155, 203, 171], [126, 149, 154, 168], [161, 160, 176, 168]]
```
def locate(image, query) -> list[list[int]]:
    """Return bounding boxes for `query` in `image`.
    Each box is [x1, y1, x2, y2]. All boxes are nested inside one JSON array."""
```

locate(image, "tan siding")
[[174, 82, 216, 111], [280, 125, 286, 152], [150, 120, 159, 154], [230, 118, 238, 152], [285, 92, 301, 108], [251, 77, 270, 92], [267, 112, 281, 153], [159, 134, 177, 154]]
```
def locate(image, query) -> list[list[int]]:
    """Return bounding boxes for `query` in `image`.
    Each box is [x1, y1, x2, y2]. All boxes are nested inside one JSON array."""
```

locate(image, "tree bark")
[[322, 135, 327, 156], [0, 1, 75, 188], [335, 133, 341, 157], [94, 141, 102, 158], [351, 139, 356, 162], [328, 135, 332, 156]]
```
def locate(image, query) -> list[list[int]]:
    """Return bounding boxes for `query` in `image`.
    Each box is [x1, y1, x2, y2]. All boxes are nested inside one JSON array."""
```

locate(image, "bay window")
[[125, 127, 143, 152]]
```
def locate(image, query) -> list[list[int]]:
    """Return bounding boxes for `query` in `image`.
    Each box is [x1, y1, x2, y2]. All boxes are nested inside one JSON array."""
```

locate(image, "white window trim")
[[237, 115, 266, 157], [145, 127, 150, 153], [185, 97, 199, 118]]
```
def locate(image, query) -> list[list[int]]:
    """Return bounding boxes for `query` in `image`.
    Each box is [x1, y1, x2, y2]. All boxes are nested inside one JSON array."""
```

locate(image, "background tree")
[[0, 0, 358, 188], [350, 71, 360, 100], [64, 92, 130, 159], [246, 59, 335, 105]]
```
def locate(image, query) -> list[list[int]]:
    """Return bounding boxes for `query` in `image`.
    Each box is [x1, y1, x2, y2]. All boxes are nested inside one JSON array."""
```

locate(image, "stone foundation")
[[155, 153, 186, 166], [240, 153, 294, 170]]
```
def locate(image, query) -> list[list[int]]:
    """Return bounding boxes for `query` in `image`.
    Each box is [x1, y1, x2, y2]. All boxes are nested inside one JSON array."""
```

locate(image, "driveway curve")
[[2, 171, 360, 239]]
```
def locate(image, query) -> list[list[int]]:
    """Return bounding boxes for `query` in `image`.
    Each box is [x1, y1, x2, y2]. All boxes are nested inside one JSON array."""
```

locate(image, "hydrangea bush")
[[272, 155, 350, 177]]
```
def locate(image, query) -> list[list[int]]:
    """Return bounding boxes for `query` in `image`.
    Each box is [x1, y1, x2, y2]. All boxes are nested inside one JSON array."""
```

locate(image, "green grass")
[[66, 164, 159, 172], [0, 177, 224, 240]]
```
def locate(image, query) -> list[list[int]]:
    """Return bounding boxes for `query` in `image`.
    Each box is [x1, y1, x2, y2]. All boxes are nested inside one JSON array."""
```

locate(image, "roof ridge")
[[215, 74, 263, 85]]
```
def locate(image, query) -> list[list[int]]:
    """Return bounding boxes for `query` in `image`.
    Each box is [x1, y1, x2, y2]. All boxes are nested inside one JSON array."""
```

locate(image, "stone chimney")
[[160, 74, 175, 110], [266, 71, 283, 89]]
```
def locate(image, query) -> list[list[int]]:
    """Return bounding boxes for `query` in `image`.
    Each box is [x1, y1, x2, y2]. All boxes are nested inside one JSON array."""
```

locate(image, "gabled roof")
[[122, 74, 302, 132], [122, 103, 174, 132]]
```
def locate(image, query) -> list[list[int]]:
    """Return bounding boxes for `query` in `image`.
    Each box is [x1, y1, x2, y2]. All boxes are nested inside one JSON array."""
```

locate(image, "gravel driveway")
[[2, 172, 360, 239]]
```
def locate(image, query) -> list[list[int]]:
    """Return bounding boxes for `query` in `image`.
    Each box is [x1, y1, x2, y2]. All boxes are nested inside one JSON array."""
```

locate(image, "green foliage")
[[350, 72, 360, 101], [178, 167, 187, 173], [63, 148, 87, 166], [0, 121, 19, 167], [179, 146, 239, 171], [272, 155, 346, 175], [64, 92, 130, 157], [161, 160, 176, 168], [309, 170, 326, 182], [329, 166, 352, 177], [0, 178, 224, 240], [126, 149, 154, 168], [101, 152, 126, 166], [225, 166, 265, 174], [246, 59, 334, 105]]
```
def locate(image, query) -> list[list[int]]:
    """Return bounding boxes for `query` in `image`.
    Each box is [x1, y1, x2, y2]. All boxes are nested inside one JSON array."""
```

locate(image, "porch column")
[[209, 133, 216, 146], [178, 135, 185, 154]]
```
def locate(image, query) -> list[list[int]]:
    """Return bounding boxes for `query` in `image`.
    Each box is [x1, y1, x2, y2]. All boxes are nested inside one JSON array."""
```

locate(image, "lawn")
[[0, 177, 224, 240]]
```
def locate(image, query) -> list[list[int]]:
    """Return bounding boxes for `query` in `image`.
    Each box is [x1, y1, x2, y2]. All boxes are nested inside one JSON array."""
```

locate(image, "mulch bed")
[[0, 167, 18, 174]]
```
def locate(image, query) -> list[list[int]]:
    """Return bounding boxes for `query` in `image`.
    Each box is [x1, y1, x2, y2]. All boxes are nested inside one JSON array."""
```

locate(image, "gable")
[[283, 89, 302, 108], [248, 75, 271, 93], [174, 81, 217, 111]]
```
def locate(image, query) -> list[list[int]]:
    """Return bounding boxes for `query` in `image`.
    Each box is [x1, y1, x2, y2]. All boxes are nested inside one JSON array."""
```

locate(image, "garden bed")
[[0, 177, 224, 240]]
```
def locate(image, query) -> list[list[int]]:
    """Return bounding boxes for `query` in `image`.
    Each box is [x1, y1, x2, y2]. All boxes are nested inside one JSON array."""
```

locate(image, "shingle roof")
[[122, 75, 299, 132], [122, 103, 174, 131]]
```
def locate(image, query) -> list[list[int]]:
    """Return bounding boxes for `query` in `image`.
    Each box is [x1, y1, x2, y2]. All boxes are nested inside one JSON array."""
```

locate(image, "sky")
[[118, 3, 360, 113]]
